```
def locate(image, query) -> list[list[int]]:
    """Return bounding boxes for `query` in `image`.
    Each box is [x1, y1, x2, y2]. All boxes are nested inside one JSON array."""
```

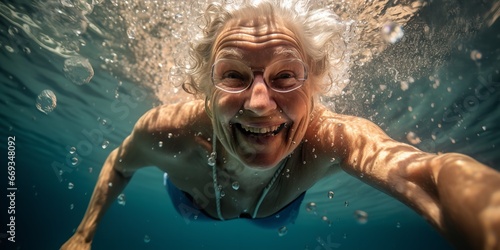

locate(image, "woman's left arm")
[[321, 113, 500, 250]]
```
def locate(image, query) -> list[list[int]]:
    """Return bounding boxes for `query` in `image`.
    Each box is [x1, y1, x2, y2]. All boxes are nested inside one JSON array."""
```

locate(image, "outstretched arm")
[[60, 111, 158, 249], [322, 112, 500, 249], [60, 144, 133, 250]]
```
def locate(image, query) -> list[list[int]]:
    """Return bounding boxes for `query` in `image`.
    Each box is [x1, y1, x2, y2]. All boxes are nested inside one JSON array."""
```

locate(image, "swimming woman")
[[62, 1, 500, 249]]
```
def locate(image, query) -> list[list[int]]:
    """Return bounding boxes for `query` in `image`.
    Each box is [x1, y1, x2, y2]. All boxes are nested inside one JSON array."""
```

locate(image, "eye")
[[223, 71, 245, 80], [275, 71, 295, 79]]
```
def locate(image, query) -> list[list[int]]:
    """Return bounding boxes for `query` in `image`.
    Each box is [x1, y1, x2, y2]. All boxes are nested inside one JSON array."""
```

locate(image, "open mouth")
[[235, 123, 287, 137]]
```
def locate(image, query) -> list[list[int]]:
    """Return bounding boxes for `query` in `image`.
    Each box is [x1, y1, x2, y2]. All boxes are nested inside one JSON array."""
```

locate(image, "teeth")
[[241, 124, 282, 134]]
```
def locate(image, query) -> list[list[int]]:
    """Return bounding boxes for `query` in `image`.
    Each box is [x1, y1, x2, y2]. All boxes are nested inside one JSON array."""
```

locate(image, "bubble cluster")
[[381, 22, 404, 44], [36, 90, 57, 114]]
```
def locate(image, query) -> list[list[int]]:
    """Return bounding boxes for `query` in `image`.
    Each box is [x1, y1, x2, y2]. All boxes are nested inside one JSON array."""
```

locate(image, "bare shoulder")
[[114, 100, 212, 173], [306, 104, 391, 156], [134, 99, 209, 134]]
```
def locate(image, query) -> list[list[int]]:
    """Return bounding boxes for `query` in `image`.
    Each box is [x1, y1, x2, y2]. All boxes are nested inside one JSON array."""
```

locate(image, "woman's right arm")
[[60, 111, 158, 249], [60, 144, 133, 250]]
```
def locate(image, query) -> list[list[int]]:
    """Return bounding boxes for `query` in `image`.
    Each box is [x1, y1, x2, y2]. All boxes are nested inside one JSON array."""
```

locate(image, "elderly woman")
[[62, 1, 500, 249]]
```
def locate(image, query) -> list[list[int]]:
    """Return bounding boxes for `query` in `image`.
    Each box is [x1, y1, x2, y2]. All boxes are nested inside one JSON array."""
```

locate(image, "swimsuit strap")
[[209, 132, 288, 220], [251, 157, 288, 219]]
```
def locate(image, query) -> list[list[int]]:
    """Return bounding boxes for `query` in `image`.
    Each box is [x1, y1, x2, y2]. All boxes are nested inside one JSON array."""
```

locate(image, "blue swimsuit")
[[164, 173, 305, 229]]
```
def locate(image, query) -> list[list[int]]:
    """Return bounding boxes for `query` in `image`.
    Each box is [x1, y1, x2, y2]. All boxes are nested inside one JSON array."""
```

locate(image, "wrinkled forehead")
[[211, 16, 305, 63]]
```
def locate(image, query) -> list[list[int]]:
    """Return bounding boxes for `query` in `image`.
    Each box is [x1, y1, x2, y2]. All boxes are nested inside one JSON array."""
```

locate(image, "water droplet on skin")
[[328, 191, 335, 199], [108, 182, 113, 187], [232, 181, 240, 190], [305, 202, 317, 212], [117, 193, 126, 205], [144, 234, 151, 243], [36, 90, 57, 114], [354, 210, 368, 224], [127, 27, 136, 39], [68, 182, 74, 189], [173, 13, 184, 24], [278, 226, 288, 237], [208, 152, 216, 166]]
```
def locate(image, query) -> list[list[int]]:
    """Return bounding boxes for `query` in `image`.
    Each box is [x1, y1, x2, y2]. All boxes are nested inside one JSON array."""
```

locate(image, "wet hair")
[[183, 0, 350, 98]]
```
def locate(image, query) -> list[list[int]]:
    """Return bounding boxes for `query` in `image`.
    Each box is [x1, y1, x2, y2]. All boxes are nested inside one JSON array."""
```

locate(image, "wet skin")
[[62, 15, 500, 250]]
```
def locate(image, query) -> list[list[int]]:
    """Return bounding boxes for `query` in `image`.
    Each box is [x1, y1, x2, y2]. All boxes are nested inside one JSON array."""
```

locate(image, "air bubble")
[[101, 140, 109, 149], [381, 22, 404, 44], [354, 210, 368, 224], [278, 226, 288, 237], [144, 234, 151, 243], [470, 50, 482, 61], [71, 156, 79, 166], [158, 141, 163, 147], [328, 191, 335, 199], [63, 56, 94, 85], [117, 193, 126, 205], [406, 131, 421, 145], [36, 90, 57, 114], [232, 181, 240, 190], [68, 182, 74, 189], [69, 146, 76, 154], [168, 133, 173, 138], [305, 202, 317, 212]]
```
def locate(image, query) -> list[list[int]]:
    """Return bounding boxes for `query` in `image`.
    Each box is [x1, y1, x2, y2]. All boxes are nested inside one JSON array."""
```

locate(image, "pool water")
[[0, 0, 499, 249]]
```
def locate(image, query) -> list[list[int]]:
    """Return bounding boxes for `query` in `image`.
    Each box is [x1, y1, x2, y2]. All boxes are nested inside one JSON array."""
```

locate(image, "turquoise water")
[[1, 0, 499, 249]]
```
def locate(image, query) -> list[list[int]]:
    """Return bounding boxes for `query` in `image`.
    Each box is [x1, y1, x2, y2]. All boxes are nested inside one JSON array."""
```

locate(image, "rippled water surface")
[[1, 0, 499, 249]]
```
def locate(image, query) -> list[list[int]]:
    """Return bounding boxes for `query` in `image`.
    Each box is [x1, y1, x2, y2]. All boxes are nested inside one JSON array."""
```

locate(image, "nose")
[[243, 75, 277, 116]]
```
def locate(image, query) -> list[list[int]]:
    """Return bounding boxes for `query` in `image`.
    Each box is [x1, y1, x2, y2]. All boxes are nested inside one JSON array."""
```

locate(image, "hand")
[[60, 233, 91, 250]]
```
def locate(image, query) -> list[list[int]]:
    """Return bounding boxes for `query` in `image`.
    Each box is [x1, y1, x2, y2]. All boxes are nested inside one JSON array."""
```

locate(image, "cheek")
[[212, 93, 242, 123], [278, 92, 311, 120]]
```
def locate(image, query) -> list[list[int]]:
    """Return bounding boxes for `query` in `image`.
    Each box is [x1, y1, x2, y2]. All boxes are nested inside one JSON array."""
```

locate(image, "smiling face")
[[209, 16, 313, 169]]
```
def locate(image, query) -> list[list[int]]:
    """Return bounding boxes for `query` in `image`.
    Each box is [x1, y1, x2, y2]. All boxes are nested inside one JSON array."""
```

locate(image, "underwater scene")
[[0, 0, 499, 249]]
